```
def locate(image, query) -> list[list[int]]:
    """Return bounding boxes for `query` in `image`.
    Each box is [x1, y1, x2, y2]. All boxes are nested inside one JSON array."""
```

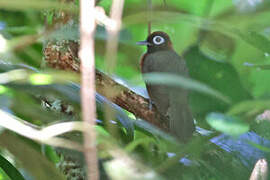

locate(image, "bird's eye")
[[153, 36, 165, 45]]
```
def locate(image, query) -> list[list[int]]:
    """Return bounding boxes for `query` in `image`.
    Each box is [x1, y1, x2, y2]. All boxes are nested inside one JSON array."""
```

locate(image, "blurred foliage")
[[0, 0, 270, 179]]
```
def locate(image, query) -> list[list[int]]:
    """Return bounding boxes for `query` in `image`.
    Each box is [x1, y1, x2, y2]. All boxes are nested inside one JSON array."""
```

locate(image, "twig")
[[250, 159, 268, 180], [104, 0, 125, 135], [147, 0, 152, 35], [95, 7, 116, 29], [104, 0, 125, 74], [79, 0, 99, 179]]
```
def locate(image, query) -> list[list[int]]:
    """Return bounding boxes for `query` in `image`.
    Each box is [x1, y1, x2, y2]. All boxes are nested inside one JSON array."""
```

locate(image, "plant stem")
[[79, 0, 99, 179]]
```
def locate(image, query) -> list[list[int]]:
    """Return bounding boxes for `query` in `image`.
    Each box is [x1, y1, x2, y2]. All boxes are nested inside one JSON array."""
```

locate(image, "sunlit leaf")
[[29, 71, 80, 85], [0, 109, 83, 150], [29, 74, 53, 85], [206, 112, 249, 136], [0, 69, 28, 84], [0, 34, 7, 53], [0, 85, 8, 94]]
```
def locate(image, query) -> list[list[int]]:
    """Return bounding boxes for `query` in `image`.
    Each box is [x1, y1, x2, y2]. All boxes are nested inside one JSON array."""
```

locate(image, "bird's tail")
[[169, 92, 195, 142]]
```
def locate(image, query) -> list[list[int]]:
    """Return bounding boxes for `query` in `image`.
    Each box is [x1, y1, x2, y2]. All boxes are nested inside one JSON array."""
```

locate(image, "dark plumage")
[[138, 31, 195, 142]]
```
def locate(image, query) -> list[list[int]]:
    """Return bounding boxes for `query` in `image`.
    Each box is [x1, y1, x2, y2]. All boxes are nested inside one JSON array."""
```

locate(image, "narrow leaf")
[[0, 132, 65, 180], [0, 154, 25, 180], [143, 73, 231, 104], [227, 100, 270, 116]]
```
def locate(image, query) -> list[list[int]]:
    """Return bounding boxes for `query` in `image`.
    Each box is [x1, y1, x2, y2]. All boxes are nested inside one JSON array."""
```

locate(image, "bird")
[[137, 31, 195, 142]]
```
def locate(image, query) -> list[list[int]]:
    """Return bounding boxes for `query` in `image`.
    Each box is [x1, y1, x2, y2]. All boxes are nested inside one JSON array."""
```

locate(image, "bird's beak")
[[136, 40, 151, 46]]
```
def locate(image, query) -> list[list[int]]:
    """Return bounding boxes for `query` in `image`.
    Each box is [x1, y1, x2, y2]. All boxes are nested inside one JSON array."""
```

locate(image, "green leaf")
[[124, 11, 270, 55], [96, 93, 135, 140], [125, 137, 156, 153], [0, 154, 25, 180], [0, 132, 65, 180], [42, 145, 60, 164], [249, 69, 270, 98], [236, 31, 270, 55], [244, 62, 270, 70], [227, 100, 270, 116], [206, 112, 249, 136], [248, 141, 270, 153], [200, 31, 235, 62], [185, 46, 252, 120], [133, 119, 176, 143], [252, 120, 270, 140], [143, 72, 230, 104], [0, 0, 77, 13]]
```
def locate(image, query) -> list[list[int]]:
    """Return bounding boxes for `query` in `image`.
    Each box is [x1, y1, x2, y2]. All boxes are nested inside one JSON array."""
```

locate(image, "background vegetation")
[[0, 0, 270, 179]]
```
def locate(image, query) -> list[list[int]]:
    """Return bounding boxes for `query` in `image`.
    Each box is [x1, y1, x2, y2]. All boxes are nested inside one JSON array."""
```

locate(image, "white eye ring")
[[153, 36, 165, 45]]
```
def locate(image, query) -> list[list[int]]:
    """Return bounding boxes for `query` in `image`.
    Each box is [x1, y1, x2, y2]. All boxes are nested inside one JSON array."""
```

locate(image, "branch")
[[44, 42, 169, 132], [147, 0, 152, 35], [95, 70, 169, 131]]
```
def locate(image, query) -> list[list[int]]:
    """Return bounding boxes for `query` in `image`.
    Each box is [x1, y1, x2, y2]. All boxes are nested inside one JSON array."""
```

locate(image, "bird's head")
[[137, 31, 173, 53]]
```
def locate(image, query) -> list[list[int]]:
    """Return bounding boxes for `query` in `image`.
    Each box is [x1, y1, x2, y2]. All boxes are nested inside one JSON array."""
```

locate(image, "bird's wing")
[[147, 50, 189, 76], [145, 50, 194, 141]]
